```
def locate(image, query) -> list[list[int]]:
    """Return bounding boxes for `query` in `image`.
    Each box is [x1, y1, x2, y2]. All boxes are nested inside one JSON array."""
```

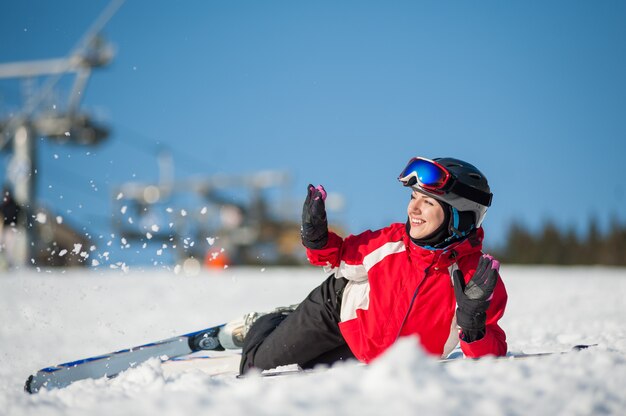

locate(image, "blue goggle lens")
[[400, 158, 448, 188]]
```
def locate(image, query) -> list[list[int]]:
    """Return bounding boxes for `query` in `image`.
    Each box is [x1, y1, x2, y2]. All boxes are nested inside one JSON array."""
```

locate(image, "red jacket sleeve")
[[305, 228, 381, 266], [305, 231, 345, 268], [305, 226, 404, 272], [459, 274, 508, 357]]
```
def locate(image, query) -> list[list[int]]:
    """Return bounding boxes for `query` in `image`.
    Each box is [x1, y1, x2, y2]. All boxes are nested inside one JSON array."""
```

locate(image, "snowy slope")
[[1, 266, 625, 415]]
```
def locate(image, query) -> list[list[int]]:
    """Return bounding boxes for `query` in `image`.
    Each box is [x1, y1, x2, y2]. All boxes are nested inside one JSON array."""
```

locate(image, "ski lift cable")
[[36, 155, 115, 202], [40, 171, 108, 203], [115, 122, 218, 174], [36, 198, 111, 229]]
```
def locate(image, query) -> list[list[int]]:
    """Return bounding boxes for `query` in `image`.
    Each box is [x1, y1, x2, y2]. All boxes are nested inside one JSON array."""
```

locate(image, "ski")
[[25, 340, 597, 392], [439, 344, 597, 363], [236, 344, 598, 378], [24, 324, 225, 394]]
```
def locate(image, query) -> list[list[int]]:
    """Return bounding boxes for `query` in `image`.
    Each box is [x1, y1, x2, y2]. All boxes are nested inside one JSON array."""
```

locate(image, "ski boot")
[[188, 326, 225, 351], [218, 304, 299, 349]]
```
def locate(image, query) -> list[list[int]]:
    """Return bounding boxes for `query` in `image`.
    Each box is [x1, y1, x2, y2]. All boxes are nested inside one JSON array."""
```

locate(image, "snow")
[[1, 266, 626, 415]]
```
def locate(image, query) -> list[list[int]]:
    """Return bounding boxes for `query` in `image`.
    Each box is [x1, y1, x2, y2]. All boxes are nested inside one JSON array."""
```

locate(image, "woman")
[[220, 156, 508, 374]]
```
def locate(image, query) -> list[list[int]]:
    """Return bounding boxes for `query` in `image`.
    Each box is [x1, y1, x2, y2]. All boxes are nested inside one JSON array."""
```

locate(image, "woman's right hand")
[[301, 184, 328, 249]]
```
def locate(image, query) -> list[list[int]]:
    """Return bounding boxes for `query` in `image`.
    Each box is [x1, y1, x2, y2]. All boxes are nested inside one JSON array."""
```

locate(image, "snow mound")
[[39, 338, 625, 416], [2, 267, 626, 415]]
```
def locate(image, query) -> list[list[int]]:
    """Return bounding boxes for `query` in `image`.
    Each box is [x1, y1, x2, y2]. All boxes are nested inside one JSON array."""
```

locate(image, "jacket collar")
[[404, 227, 484, 268]]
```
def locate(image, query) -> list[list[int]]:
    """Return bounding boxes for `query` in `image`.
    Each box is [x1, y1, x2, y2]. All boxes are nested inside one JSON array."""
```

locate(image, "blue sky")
[[1, 1, 625, 265]]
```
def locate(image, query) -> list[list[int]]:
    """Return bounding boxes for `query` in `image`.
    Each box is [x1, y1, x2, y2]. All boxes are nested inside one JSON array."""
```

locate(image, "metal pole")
[[8, 124, 37, 266]]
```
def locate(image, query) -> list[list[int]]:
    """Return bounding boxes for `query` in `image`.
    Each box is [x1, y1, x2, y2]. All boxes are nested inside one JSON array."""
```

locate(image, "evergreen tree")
[[583, 216, 601, 265], [498, 214, 626, 266], [537, 220, 564, 264]]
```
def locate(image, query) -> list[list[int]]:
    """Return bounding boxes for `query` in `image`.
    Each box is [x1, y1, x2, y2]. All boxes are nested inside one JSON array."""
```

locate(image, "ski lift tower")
[[0, 0, 123, 266]]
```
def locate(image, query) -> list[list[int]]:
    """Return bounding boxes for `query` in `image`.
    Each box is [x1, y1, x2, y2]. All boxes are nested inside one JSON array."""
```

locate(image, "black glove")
[[453, 254, 500, 342], [301, 184, 328, 249]]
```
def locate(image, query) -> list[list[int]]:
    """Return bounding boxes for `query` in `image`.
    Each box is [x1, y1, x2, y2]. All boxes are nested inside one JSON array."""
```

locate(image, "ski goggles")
[[398, 157, 451, 191], [398, 157, 492, 207]]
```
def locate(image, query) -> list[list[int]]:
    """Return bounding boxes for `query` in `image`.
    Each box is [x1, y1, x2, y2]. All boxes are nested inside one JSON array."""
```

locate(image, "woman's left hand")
[[452, 254, 500, 338]]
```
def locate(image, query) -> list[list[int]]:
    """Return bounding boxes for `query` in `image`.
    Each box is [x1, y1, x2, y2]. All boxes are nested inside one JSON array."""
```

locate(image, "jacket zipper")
[[395, 264, 431, 341]]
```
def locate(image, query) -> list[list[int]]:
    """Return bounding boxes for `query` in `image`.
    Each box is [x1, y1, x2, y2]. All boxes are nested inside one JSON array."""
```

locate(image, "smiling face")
[[407, 190, 446, 240]]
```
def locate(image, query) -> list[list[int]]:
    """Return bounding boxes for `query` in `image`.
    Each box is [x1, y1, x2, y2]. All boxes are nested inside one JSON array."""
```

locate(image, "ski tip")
[[572, 344, 598, 351], [24, 375, 35, 394]]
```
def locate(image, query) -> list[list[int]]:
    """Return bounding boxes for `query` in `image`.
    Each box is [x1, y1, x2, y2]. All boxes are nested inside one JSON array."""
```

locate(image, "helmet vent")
[[468, 173, 483, 180]]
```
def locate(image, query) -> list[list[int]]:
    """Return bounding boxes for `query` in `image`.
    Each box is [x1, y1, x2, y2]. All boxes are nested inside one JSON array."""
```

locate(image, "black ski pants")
[[239, 274, 356, 374]]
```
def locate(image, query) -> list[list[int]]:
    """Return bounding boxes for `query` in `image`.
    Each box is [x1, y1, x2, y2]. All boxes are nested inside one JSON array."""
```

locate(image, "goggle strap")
[[448, 180, 493, 207]]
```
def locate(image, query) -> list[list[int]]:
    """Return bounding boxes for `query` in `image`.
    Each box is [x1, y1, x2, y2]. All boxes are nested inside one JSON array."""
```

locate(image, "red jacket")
[[306, 224, 507, 363]]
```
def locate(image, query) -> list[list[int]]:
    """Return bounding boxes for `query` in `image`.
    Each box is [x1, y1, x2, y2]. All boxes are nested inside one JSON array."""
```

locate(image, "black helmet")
[[398, 157, 492, 235]]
